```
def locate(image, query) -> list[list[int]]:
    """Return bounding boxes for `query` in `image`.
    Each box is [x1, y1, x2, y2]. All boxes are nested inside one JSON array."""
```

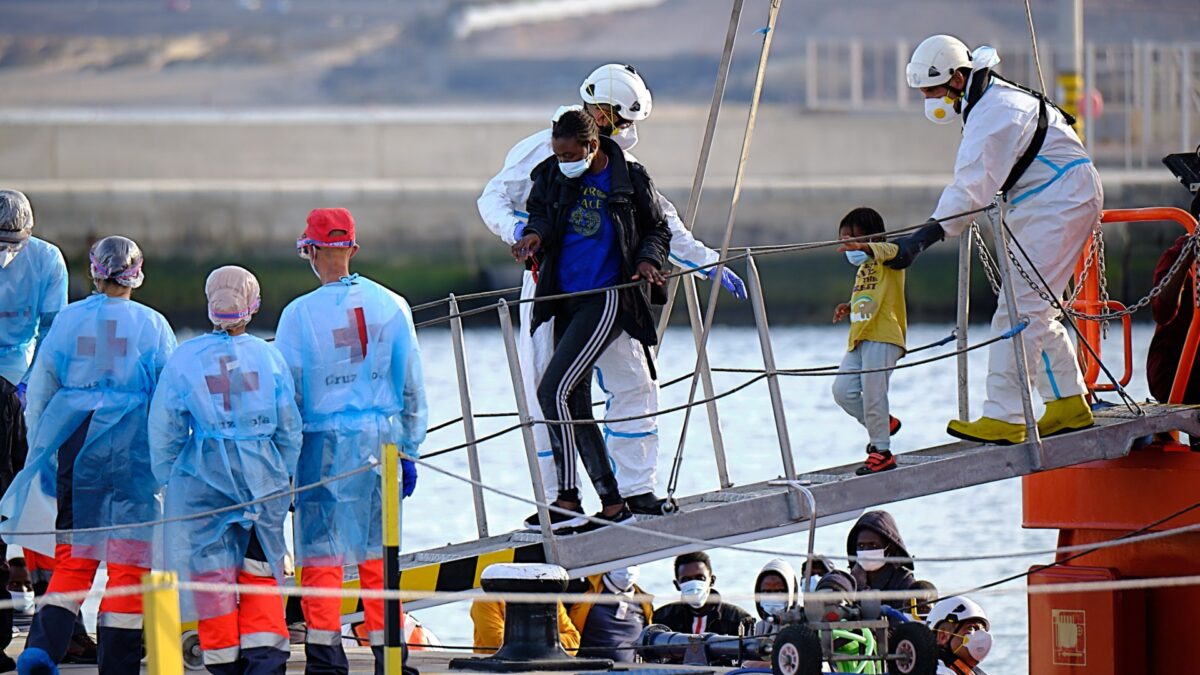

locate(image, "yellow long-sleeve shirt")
[[470, 599, 580, 655], [847, 242, 907, 352]]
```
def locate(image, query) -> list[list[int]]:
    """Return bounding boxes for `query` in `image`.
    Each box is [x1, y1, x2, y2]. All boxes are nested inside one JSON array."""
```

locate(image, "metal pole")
[[648, 0, 742, 477], [806, 39, 818, 108], [669, 0, 784, 490], [381, 443, 404, 675], [745, 254, 797, 481], [683, 275, 732, 487], [1182, 45, 1192, 152], [448, 294, 489, 538], [986, 206, 1045, 468], [850, 38, 863, 109], [654, 0, 745, 348], [956, 233, 972, 421], [1084, 41, 1096, 157], [496, 299, 559, 563]]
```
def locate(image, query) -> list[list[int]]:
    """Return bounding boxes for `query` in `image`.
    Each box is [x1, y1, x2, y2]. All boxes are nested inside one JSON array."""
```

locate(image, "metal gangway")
[[385, 0, 1200, 612]]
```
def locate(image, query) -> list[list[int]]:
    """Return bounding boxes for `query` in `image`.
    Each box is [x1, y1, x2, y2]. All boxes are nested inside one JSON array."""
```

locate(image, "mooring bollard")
[[448, 563, 613, 672]]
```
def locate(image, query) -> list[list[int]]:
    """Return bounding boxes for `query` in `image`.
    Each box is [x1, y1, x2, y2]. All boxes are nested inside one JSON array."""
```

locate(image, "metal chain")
[[971, 222, 1003, 295], [1003, 231, 1200, 321]]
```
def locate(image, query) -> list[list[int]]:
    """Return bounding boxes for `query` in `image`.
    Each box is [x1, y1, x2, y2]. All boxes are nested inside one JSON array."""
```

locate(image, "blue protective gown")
[[0, 294, 175, 566], [149, 331, 302, 620], [274, 275, 427, 567], [0, 237, 68, 386]]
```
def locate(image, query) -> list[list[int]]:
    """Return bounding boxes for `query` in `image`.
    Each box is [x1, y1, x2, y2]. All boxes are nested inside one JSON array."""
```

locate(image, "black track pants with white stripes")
[[537, 289, 623, 507]]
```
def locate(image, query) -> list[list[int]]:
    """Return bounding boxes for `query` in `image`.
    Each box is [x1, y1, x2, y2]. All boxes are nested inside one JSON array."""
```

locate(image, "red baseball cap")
[[297, 208, 357, 255]]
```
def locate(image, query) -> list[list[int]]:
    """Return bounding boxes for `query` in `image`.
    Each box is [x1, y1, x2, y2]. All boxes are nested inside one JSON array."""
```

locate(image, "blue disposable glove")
[[15, 382, 26, 409], [718, 267, 747, 300], [401, 459, 417, 498]]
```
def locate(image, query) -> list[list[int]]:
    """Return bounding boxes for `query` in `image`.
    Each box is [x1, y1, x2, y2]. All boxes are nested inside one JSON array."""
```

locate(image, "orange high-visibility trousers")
[[196, 562, 290, 668], [42, 543, 145, 628], [302, 559, 403, 648]]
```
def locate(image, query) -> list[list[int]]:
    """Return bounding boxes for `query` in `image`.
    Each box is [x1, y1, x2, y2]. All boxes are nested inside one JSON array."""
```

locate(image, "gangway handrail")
[[1088, 207, 1200, 405]]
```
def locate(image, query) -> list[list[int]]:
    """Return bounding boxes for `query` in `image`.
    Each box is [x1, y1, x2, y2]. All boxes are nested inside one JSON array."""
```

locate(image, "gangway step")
[[396, 403, 1199, 610]]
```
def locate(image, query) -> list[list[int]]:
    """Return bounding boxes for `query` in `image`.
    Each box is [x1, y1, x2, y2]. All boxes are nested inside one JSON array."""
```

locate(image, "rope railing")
[[409, 206, 995, 330], [4, 573, 1200, 615]]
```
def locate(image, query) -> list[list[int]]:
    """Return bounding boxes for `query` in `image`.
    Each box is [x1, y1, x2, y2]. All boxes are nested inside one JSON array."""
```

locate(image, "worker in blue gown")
[[4, 236, 175, 675], [150, 265, 302, 675], [274, 208, 427, 674]]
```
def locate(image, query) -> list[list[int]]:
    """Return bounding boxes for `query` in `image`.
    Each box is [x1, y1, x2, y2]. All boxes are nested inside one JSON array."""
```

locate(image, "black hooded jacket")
[[846, 510, 919, 606], [524, 135, 671, 346]]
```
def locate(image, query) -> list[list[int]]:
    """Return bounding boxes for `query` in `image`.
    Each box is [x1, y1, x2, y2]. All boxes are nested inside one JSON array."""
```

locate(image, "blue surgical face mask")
[[845, 250, 870, 266], [559, 153, 592, 179]]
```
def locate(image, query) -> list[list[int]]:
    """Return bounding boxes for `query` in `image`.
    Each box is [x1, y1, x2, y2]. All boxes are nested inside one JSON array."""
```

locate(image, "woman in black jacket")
[[512, 109, 670, 533]]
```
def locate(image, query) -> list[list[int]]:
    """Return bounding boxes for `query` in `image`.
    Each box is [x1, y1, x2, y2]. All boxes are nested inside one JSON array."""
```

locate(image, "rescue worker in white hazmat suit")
[[888, 35, 1102, 444], [150, 266, 302, 675], [8, 236, 176, 675], [478, 64, 746, 519]]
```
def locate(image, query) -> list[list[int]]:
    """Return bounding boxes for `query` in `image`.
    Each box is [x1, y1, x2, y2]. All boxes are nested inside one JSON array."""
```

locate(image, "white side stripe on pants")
[[555, 289, 618, 492]]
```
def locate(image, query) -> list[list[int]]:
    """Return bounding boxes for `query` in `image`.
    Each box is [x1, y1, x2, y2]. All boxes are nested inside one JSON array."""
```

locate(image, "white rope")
[[3, 574, 1199, 613], [1022, 0, 1049, 94]]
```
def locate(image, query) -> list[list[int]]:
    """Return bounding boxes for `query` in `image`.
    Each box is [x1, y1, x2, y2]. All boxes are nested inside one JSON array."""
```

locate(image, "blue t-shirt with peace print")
[[558, 163, 621, 293]]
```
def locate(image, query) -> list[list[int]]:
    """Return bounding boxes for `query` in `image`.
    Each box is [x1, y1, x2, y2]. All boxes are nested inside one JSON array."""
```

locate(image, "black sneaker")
[[523, 503, 586, 531], [562, 505, 635, 535], [625, 492, 668, 515]]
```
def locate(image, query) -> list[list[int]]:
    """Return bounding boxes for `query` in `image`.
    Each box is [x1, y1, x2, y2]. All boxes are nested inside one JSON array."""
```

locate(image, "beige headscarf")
[[205, 265, 261, 331]]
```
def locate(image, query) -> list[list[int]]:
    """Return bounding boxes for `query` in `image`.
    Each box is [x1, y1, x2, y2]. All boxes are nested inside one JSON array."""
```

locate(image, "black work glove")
[[885, 219, 946, 270]]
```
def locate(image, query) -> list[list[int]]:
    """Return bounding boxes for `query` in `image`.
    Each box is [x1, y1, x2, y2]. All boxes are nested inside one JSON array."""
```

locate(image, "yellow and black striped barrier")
[[383, 444, 404, 674]]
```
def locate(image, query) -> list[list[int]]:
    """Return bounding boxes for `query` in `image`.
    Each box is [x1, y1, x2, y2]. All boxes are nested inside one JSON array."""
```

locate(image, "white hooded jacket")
[[932, 78, 1093, 236], [477, 105, 720, 272]]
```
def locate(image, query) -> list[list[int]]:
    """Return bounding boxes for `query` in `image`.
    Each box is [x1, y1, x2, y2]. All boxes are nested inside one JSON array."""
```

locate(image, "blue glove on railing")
[[15, 382, 26, 409], [401, 459, 417, 498], [885, 219, 945, 270], [717, 267, 747, 300]]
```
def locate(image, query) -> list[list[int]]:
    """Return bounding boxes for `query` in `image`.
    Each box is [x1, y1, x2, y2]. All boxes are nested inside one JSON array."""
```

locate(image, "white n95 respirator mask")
[[924, 95, 959, 125]]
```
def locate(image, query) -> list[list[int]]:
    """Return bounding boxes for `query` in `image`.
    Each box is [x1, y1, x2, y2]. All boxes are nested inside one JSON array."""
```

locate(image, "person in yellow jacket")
[[567, 568, 653, 663], [469, 599, 580, 655], [833, 207, 907, 476]]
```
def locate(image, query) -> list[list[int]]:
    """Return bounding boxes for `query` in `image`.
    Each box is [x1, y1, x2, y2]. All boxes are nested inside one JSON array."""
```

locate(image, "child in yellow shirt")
[[832, 207, 906, 475]]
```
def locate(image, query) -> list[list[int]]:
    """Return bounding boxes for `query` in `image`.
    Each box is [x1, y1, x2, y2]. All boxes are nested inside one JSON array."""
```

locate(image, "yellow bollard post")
[[142, 571, 184, 675], [382, 443, 404, 674]]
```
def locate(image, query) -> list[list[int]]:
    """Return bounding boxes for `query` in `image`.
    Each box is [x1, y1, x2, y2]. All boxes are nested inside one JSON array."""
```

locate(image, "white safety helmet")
[[580, 63, 653, 122], [926, 596, 989, 631], [906, 35, 972, 89]]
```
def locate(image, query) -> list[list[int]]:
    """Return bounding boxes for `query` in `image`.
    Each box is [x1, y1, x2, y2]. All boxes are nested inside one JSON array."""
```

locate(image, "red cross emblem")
[[77, 320, 128, 372], [332, 307, 370, 363], [205, 355, 260, 412]]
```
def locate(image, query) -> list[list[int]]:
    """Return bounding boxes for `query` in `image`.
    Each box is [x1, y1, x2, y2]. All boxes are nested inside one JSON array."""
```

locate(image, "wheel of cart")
[[885, 621, 938, 675], [771, 624, 823, 675], [181, 628, 204, 671]]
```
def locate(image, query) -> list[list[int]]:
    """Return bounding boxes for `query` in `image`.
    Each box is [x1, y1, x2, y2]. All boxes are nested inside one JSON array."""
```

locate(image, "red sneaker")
[[889, 416, 902, 436], [856, 447, 897, 475]]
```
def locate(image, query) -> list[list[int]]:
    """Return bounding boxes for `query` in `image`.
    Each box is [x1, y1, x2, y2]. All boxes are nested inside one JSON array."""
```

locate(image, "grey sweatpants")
[[832, 340, 903, 450]]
